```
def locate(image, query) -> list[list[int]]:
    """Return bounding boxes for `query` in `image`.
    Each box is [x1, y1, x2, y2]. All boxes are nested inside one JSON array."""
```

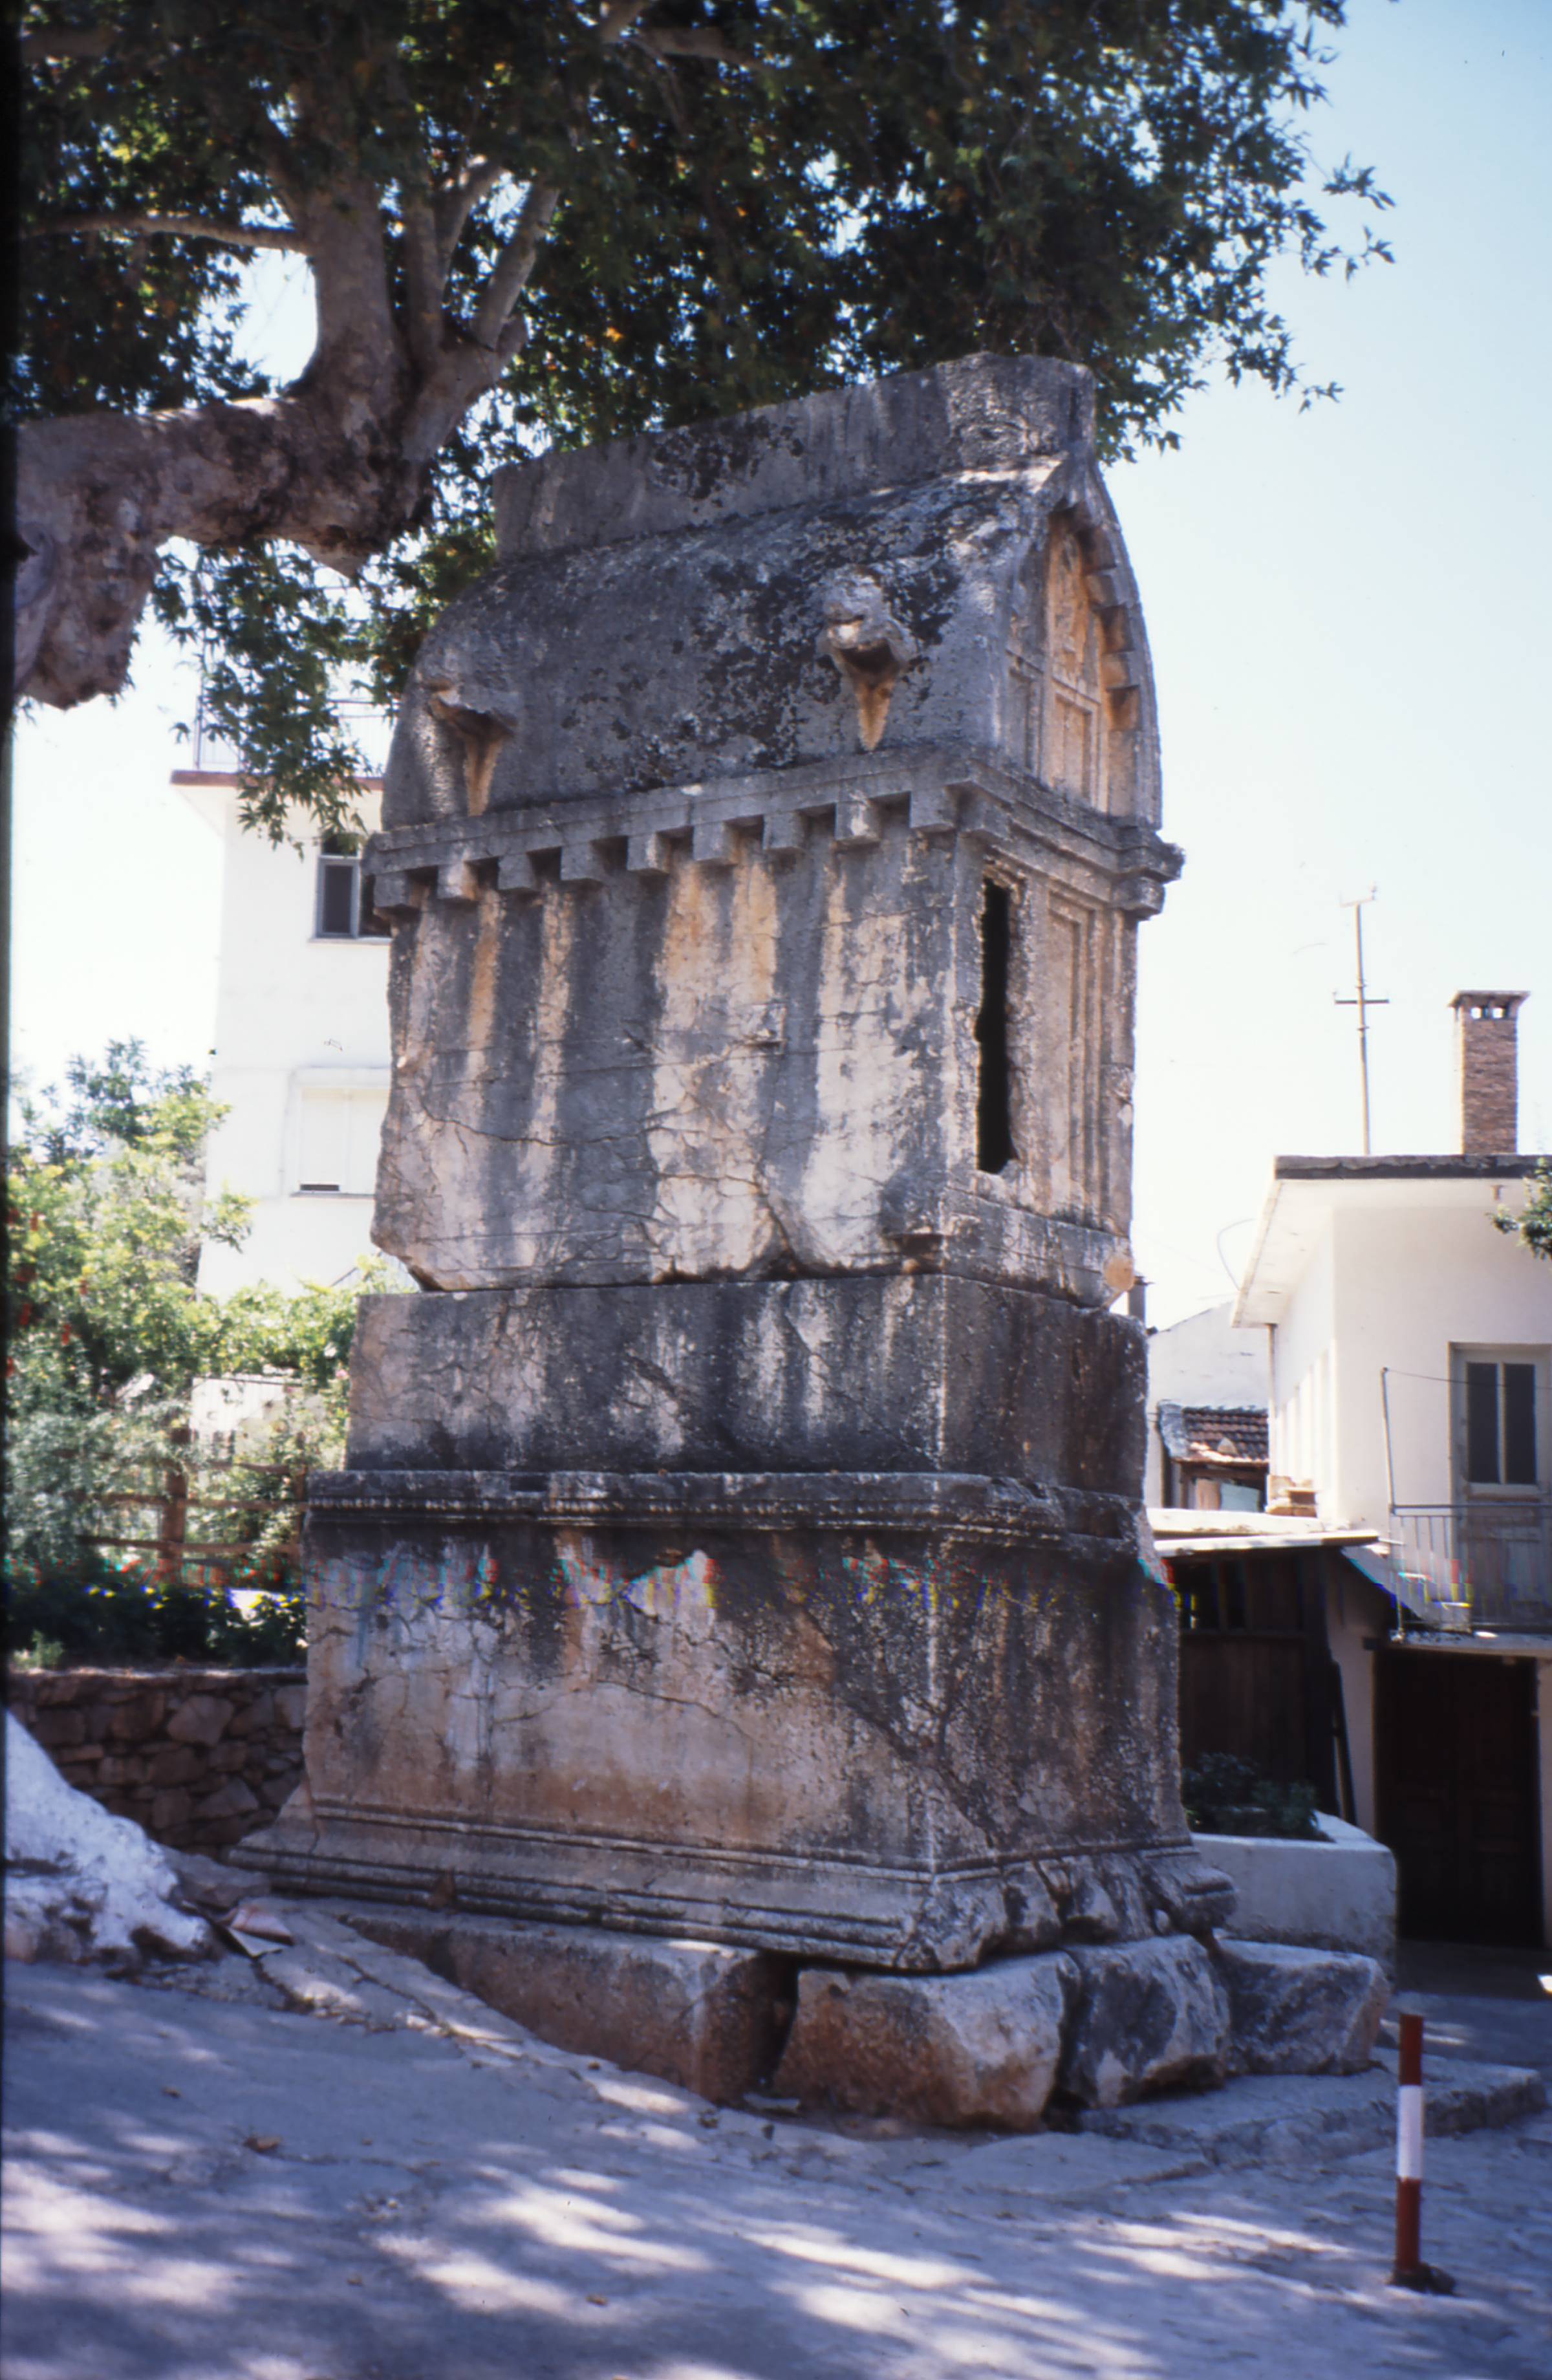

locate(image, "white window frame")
[[287, 1068, 390, 1199], [1450, 1343, 1550, 1501], [314, 847, 389, 940]]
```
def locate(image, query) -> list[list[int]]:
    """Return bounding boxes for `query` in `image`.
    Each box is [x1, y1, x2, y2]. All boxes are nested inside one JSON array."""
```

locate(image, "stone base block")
[[773, 1954, 1077, 2128], [248, 1466, 1229, 1973], [1060, 1937, 1229, 2109], [345, 1278, 1145, 1491], [340, 1907, 789, 2103], [1212, 1939, 1389, 2078]]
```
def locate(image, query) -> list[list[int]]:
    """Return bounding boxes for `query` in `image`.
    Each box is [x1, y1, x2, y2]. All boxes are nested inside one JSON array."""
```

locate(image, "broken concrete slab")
[[340, 1905, 790, 2103], [1060, 1935, 1229, 2109], [1213, 1938, 1388, 2077], [773, 1953, 1077, 2128]]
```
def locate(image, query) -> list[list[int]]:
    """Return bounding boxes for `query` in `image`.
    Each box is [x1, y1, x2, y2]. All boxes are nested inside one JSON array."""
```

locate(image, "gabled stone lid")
[[385, 354, 1158, 830], [494, 354, 1097, 558]]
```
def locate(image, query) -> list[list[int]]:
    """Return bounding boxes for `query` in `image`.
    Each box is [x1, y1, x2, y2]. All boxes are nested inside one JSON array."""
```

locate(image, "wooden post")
[[1389, 2011, 1454, 2293]]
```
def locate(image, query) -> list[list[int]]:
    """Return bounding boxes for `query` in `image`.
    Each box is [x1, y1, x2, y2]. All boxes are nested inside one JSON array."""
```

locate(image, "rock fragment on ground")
[[4, 1711, 212, 1967]]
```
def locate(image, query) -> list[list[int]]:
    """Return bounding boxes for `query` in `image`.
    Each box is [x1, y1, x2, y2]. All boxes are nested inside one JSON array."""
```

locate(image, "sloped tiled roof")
[[1156, 1402, 1268, 1466]]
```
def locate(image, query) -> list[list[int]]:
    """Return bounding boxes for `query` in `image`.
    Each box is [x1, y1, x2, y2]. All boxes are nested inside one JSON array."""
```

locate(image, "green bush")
[[4, 1561, 305, 1671], [1181, 1753, 1321, 1841]]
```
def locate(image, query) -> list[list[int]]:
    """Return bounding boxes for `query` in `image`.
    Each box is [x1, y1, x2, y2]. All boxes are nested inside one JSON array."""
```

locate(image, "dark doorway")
[[1375, 1650, 1543, 1946]]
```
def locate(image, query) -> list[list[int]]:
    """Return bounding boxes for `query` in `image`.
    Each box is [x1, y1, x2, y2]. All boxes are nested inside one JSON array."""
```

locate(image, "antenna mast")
[[1335, 891, 1389, 1155]]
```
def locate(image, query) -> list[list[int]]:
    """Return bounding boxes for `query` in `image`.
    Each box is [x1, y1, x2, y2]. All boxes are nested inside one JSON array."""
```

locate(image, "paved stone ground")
[[3, 1919, 1549, 2380]]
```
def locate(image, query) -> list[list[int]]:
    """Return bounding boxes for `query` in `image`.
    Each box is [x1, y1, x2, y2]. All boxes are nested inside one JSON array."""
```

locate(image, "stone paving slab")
[[5, 1915, 1550, 2380], [1077, 2044, 1545, 2167]]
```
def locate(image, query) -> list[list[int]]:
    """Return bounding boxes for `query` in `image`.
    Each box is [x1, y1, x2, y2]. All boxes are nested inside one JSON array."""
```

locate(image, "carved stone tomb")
[[253, 356, 1237, 1993]]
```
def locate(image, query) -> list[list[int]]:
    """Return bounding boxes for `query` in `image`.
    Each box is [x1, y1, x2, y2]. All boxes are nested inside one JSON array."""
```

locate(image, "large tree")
[[16, 1, 1388, 830]]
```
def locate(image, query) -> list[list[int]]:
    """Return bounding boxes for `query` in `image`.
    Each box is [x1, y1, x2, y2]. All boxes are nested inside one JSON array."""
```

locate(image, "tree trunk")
[[14, 367, 435, 708]]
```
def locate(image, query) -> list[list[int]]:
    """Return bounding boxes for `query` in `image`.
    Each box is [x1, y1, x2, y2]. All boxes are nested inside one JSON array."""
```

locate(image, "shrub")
[[4, 1561, 305, 1671], [1181, 1753, 1320, 1840]]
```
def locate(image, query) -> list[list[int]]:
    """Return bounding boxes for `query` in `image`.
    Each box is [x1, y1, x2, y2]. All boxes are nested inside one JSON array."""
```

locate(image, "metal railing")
[[1388, 1501, 1552, 1632], [186, 696, 394, 777]]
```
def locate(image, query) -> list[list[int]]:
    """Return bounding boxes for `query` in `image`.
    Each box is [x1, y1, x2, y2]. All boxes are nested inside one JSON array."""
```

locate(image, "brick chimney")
[[1450, 991, 1527, 1153]]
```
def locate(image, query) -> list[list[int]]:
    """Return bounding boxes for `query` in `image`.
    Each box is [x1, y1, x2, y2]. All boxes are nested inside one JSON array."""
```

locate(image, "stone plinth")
[[344, 1907, 788, 2103], [258, 1468, 1226, 1969]]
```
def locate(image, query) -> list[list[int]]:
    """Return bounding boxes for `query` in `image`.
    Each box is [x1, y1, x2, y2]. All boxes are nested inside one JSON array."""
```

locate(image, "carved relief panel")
[[1004, 508, 1149, 820]]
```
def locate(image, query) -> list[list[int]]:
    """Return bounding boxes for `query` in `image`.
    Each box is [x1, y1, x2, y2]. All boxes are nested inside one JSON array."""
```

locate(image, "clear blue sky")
[[11, 0, 1551, 1325]]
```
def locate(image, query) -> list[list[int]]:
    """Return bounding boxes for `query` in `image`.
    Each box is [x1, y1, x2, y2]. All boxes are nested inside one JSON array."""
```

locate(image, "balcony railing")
[[1388, 1501, 1552, 1633], [185, 697, 395, 778]]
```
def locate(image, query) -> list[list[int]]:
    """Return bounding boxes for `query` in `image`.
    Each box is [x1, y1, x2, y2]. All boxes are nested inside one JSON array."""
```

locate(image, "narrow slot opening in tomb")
[[975, 879, 1015, 1174]]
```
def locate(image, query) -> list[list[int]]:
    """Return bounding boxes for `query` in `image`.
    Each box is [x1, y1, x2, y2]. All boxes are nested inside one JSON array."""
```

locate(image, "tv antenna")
[[1335, 890, 1388, 1155]]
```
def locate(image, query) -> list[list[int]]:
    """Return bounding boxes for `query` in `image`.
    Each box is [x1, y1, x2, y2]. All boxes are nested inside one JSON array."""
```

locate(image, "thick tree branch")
[[399, 186, 446, 373], [634, 27, 754, 66], [25, 212, 308, 254], [469, 180, 561, 351], [20, 27, 114, 63], [16, 388, 432, 708], [434, 155, 505, 276]]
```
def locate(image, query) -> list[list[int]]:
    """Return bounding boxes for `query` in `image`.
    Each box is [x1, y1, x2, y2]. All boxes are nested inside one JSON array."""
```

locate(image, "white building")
[[1231, 990, 1551, 1949], [1143, 1299, 1269, 1507], [176, 726, 393, 1297], [1234, 995, 1551, 1616]]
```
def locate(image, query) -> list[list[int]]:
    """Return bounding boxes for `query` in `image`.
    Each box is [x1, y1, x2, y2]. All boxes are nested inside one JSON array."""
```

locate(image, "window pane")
[[343, 1092, 389, 1196], [1503, 1363, 1537, 1486], [318, 858, 355, 936], [298, 1092, 349, 1190], [1465, 1361, 1500, 1484]]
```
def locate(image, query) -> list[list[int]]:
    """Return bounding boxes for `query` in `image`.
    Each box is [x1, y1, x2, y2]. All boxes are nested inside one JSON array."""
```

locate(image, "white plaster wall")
[[1325, 1196, 1552, 1530], [1147, 1301, 1269, 1407], [1143, 1301, 1269, 1502], [184, 787, 391, 1295], [1267, 1221, 1337, 1508]]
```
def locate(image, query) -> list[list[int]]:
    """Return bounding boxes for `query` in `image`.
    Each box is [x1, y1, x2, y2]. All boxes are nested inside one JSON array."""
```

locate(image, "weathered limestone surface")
[[365, 355, 1174, 1306], [342, 1907, 787, 2104], [774, 1953, 1077, 2128], [344, 1276, 1144, 1487], [1213, 1940, 1389, 2079], [1060, 1938, 1230, 2110], [252, 356, 1231, 1994]]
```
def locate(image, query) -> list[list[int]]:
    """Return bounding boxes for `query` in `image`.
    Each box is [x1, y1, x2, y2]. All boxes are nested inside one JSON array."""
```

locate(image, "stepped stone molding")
[[365, 755, 1181, 927]]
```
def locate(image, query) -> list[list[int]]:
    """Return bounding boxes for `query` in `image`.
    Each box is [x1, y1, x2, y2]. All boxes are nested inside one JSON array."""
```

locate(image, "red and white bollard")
[[1389, 2009, 1455, 2294]]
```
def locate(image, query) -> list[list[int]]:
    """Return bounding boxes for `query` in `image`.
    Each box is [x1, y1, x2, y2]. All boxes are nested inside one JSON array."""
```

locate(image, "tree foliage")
[[1494, 1162, 1552, 1264], [5, 1041, 390, 1630], [16, 1, 1390, 832]]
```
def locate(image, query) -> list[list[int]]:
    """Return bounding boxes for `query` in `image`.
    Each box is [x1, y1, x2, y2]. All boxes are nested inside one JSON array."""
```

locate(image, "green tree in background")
[[1494, 1163, 1552, 1263], [16, 2, 1390, 832], [5, 1041, 392, 1662]]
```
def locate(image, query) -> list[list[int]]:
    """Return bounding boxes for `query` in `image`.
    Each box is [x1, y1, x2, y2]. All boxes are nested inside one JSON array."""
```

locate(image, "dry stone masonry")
[[9, 1667, 304, 1855], [251, 356, 1386, 2118]]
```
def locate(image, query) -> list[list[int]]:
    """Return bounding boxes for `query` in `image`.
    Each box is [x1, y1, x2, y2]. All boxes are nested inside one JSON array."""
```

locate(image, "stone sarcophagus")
[[254, 354, 1231, 1973]]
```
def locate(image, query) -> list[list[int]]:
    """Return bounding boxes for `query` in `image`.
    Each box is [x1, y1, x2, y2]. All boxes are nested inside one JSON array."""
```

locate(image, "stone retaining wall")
[[6, 1667, 305, 1854]]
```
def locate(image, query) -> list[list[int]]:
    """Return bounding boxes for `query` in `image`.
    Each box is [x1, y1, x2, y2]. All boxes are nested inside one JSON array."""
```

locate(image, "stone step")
[[1075, 2050, 1545, 2168]]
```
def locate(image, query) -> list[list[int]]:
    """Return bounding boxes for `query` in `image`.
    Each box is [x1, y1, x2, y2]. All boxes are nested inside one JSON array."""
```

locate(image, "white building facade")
[[1233, 993, 1552, 1948], [177, 753, 393, 1297]]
